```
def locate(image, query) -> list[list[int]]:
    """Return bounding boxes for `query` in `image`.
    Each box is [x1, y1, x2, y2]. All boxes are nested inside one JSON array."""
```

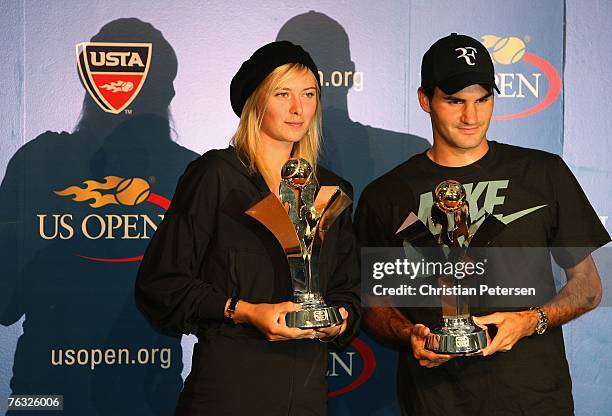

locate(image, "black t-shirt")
[[355, 141, 610, 416]]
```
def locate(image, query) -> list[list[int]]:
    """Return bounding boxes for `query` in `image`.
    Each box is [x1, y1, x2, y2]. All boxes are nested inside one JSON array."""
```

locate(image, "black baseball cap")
[[421, 33, 499, 95], [230, 41, 319, 116]]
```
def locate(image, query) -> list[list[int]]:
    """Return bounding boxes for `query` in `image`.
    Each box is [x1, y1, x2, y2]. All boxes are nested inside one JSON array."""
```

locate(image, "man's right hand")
[[362, 307, 454, 367], [234, 301, 317, 341], [410, 324, 454, 368]]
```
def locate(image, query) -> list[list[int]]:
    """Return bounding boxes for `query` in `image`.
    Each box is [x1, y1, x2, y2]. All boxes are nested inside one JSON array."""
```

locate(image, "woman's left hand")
[[314, 307, 349, 341]]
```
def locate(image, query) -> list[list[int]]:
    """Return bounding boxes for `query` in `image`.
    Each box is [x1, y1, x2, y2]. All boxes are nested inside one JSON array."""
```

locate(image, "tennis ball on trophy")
[[434, 180, 466, 213], [115, 177, 150, 206], [121, 81, 134, 92], [490, 36, 526, 65], [281, 158, 313, 190]]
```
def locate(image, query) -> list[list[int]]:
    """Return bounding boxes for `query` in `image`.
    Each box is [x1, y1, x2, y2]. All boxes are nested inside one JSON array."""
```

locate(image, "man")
[[355, 33, 610, 415]]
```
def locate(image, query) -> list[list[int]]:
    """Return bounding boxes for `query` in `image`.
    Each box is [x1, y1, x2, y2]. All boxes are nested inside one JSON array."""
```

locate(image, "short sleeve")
[[549, 155, 611, 268], [355, 180, 417, 248]]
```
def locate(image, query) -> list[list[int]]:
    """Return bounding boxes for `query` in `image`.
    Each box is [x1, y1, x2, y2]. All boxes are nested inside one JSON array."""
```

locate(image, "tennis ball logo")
[[55, 176, 153, 208], [115, 178, 150, 206], [121, 81, 134, 92], [482, 35, 526, 65]]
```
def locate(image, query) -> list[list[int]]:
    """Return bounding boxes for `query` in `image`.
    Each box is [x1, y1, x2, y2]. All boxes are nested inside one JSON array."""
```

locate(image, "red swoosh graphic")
[[328, 337, 377, 397], [147, 193, 171, 210], [493, 52, 562, 121], [76, 192, 169, 263], [77, 254, 143, 263]]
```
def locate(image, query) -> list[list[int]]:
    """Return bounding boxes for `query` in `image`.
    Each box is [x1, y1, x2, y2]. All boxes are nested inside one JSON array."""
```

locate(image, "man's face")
[[418, 84, 494, 151]]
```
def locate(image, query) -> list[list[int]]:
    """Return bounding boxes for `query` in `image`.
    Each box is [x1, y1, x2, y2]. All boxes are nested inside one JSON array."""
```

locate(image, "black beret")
[[230, 41, 319, 116]]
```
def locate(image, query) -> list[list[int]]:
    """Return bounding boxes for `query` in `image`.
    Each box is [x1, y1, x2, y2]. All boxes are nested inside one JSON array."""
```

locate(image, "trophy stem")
[[304, 251, 313, 296], [439, 275, 470, 318]]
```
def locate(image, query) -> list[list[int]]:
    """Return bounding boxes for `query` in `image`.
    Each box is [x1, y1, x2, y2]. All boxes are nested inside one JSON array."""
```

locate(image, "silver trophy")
[[397, 180, 505, 354], [246, 158, 351, 328]]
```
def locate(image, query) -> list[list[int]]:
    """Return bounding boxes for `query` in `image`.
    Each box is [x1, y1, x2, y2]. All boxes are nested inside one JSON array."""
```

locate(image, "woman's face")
[[260, 70, 318, 146]]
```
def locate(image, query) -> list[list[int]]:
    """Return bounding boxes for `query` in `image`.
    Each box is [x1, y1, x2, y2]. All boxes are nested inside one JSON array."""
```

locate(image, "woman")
[[135, 41, 360, 415]]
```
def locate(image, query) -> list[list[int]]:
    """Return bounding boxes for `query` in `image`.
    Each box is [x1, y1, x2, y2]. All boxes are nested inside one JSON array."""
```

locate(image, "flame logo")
[[55, 176, 151, 208], [99, 80, 134, 93]]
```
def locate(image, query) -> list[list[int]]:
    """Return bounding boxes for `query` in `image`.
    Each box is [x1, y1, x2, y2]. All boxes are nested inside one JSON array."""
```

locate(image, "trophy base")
[[425, 316, 487, 354], [285, 305, 343, 329]]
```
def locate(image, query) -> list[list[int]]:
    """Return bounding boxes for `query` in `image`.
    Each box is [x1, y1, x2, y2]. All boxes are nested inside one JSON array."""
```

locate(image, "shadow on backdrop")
[[276, 11, 429, 201], [0, 18, 197, 415], [277, 11, 428, 415]]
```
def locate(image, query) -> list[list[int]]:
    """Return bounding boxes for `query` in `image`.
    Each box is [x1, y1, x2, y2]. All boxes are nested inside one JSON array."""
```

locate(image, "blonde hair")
[[231, 63, 322, 187]]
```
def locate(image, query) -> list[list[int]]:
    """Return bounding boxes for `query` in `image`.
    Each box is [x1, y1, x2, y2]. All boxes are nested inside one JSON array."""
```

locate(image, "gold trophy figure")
[[246, 158, 351, 328], [397, 180, 505, 354]]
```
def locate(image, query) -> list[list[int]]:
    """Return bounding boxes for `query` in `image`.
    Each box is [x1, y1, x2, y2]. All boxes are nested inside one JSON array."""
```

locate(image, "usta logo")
[[89, 51, 145, 67], [76, 42, 152, 114]]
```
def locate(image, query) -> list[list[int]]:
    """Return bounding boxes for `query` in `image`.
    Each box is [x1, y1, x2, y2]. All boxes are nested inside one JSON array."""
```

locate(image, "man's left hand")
[[473, 310, 538, 356]]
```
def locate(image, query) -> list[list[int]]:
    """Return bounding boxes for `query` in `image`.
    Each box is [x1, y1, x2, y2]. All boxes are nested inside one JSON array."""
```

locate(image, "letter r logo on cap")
[[455, 47, 477, 65]]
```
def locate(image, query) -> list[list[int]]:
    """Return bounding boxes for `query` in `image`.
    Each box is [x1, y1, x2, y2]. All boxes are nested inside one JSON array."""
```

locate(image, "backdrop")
[[1, 1, 611, 415]]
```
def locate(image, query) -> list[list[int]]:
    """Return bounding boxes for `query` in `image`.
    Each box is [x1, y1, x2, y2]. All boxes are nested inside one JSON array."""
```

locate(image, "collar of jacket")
[[217, 146, 349, 200], [214, 146, 270, 198]]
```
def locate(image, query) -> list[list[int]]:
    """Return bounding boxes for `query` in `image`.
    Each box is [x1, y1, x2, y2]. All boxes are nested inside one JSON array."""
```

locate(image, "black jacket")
[[136, 147, 361, 415]]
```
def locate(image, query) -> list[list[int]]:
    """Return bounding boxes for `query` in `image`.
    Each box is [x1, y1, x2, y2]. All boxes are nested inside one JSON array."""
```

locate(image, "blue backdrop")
[[1, 1, 611, 415]]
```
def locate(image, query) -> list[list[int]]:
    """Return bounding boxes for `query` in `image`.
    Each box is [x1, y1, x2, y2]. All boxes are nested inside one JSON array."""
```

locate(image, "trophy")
[[396, 180, 505, 354], [246, 158, 351, 328]]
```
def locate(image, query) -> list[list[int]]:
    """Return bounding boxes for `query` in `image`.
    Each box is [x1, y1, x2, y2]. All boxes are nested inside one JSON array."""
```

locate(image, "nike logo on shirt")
[[495, 205, 548, 225]]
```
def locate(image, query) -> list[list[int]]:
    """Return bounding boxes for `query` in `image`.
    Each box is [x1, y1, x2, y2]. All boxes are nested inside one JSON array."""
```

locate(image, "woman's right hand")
[[234, 301, 317, 341]]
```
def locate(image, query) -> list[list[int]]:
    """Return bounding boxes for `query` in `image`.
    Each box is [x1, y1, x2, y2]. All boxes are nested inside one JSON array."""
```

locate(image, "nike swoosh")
[[495, 205, 548, 225]]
